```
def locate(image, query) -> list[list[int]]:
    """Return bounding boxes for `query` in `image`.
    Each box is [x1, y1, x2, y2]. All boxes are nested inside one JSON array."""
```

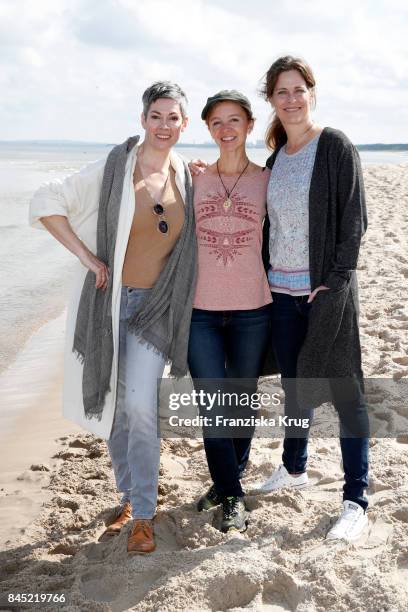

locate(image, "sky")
[[1, 0, 407, 144]]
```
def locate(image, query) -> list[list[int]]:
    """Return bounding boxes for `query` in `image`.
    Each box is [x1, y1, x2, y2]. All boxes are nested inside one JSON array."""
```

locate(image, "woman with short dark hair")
[[29, 81, 197, 554]]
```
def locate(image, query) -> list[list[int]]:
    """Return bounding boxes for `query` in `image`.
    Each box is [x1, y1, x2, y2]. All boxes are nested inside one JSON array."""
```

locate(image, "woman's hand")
[[40, 215, 110, 291], [307, 285, 329, 303], [78, 249, 110, 291], [188, 159, 208, 176]]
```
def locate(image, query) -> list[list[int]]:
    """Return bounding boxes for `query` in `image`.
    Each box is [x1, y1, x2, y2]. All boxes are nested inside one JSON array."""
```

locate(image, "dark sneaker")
[[221, 496, 249, 533], [197, 484, 221, 512]]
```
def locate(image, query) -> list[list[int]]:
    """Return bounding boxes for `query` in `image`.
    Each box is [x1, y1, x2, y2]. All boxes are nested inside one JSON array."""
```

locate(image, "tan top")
[[122, 161, 185, 288]]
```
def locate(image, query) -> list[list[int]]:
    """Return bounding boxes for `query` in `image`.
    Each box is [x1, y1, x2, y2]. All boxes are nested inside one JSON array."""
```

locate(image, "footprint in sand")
[[85, 538, 115, 561], [393, 356, 408, 366], [50, 542, 79, 556], [205, 573, 260, 610], [314, 475, 340, 486], [80, 566, 128, 603], [368, 477, 392, 494], [160, 454, 189, 478], [366, 312, 381, 320], [306, 469, 327, 485], [392, 507, 408, 523], [365, 328, 380, 338], [316, 447, 330, 455], [84, 471, 109, 481], [261, 569, 303, 610], [77, 484, 99, 496], [53, 450, 85, 460], [397, 551, 408, 571], [357, 516, 394, 555], [393, 321, 408, 330], [386, 303, 405, 312], [372, 495, 394, 507], [379, 329, 399, 341], [0, 561, 23, 580], [69, 437, 94, 450], [393, 370, 408, 380], [153, 513, 184, 552], [54, 497, 80, 512]]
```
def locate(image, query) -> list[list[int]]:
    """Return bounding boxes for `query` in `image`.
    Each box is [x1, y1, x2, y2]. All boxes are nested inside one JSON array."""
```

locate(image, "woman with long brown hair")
[[253, 56, 370, 542]]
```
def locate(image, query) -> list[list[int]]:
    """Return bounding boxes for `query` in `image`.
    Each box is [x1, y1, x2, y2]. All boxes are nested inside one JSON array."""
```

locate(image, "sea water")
[[0, 143, 113, 372]]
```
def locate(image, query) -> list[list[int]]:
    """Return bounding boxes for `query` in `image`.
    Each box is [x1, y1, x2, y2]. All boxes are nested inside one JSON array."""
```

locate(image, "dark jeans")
[[188, 305, 272, 498], [270, 292, 369, 510]]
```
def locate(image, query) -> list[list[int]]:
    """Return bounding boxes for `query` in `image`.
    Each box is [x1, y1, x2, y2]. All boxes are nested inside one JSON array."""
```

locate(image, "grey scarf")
[[73, 136, 197, 420]]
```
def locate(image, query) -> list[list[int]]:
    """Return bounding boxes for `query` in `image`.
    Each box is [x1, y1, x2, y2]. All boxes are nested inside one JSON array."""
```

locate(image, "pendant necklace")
[[137, 156, 171, 234], [216, 159, 250, 211]]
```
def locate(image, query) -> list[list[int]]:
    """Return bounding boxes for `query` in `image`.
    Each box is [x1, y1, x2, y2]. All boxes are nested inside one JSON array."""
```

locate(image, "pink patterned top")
[[193, 167, 272, 310]]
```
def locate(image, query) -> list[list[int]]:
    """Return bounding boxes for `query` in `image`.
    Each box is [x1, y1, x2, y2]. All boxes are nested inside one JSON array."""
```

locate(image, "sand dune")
[[0, 164, 407, 611]]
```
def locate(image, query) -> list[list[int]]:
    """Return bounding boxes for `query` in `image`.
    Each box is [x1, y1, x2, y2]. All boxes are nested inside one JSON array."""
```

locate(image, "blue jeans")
[[107, 287, 165, 519], [188, 305, 272, 498], [270, 292, 369, 510]]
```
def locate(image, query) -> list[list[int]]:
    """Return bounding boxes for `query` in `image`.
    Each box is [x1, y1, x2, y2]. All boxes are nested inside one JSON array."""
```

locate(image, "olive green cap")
[[201, 89, 253, 121]]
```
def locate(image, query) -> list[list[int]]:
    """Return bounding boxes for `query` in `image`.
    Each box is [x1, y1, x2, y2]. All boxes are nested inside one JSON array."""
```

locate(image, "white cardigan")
[[29, 146, 187, 439]]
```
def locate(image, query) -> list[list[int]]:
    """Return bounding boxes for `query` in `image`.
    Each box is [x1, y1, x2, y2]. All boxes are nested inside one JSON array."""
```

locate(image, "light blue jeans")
[[107, 287, 165, 519]]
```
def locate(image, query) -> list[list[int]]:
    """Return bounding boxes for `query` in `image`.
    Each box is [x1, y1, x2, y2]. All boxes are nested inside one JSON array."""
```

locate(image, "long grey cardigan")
[[261, 128, 367, 395]]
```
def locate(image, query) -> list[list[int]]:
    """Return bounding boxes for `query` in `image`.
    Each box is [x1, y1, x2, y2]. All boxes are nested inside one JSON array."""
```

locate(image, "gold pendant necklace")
[[217, 159, 250, 211]]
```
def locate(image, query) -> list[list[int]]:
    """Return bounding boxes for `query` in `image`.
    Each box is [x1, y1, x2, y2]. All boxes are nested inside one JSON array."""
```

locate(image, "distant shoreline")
[[1, 140, 408, 152]]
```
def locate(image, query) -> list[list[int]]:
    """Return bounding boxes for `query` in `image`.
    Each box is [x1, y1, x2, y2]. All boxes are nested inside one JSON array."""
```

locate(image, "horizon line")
[[1, 139, 408, 150]]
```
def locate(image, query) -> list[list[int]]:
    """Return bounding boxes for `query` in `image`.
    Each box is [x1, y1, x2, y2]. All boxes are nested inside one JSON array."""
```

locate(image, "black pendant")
[[158, 220, 169, 234], [154, 203, 165, 215]]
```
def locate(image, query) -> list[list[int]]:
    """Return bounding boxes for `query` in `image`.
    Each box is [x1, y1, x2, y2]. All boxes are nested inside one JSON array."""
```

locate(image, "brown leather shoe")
[[127, 519, 156, 554], [103, 502, 132, 536]]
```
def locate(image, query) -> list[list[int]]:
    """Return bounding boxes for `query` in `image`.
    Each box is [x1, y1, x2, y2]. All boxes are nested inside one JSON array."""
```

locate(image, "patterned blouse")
[[193, 167, 272, 310], [267, 134, 320, 296]]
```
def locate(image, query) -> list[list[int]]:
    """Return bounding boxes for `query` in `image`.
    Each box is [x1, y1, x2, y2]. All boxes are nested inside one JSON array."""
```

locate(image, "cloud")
[[0, 0, 407, 143], [69, 0, 145, 49]]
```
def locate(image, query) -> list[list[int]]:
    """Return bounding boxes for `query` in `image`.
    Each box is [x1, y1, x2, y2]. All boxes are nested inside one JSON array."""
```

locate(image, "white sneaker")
[[326, 501, 368, 542], [251, 464, 308, 493]]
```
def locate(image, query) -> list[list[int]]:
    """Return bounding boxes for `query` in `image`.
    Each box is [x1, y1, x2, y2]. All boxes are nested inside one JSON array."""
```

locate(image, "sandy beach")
[[1, 161, 408, 611]]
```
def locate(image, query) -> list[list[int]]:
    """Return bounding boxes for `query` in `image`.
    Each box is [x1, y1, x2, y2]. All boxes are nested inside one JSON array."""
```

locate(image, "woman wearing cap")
[[29, 81, 197, 554], [253, 55, 369, 542], [187, 90, 272, 532]]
